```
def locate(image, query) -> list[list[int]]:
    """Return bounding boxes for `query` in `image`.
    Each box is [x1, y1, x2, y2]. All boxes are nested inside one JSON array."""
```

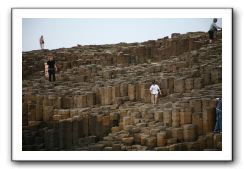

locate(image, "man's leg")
[[154, 95, 158, 104], [219, 110, 222, 132], [214, 110, 220, 132], [53, 71, 56, 81], [48, 70, 51, 82], [151, 95, 154, 105], [209, 31, 214, 43], [51, 73, 54, 81]]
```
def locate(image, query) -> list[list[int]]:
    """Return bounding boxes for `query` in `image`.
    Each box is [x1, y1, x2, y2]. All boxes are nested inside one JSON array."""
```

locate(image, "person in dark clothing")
[[213, 98, 222, 133], [208, 18, 222, 43], [47, 55, 57, 82]]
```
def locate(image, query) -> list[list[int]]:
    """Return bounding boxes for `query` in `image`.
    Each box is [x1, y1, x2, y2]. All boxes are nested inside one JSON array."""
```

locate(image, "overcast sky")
[[22, 18, 222, 52]]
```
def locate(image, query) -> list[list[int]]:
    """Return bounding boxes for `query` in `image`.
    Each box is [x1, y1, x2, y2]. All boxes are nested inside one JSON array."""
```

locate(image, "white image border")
[[12, 8, 232, 161]]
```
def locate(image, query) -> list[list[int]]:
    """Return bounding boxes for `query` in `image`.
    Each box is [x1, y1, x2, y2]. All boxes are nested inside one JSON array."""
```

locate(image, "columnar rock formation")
[[22, 31, 222, 151]]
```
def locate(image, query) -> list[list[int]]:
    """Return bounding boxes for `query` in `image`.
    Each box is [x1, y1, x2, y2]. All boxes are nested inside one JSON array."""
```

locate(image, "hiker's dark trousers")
[[214, 109, 222, 132], [48, 68, 56, 82]]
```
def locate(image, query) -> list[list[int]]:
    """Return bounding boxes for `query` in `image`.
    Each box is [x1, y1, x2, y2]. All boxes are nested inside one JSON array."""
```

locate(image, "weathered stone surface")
[[122, 137, 134, 146], [213, 133, 222, 149], [123, 116, 132, 129], [171, 127, 183, 142], [183, 124, 197, 142], [128, 84, 136, 101], [105, 86, 113, 105], [154, 111, 163, 122], [74, 95, 87, 108], [22, 31, 222, 151], [43, 106, 53, 121], [180, 111, 192, 125], [185, 78, 193, 92], [192, 112, 203, 136], [172, 107, 180, 127], [120, 83, 128, 97], [190, 99, 202, 113], [211, 68, 222, 84], [86, 92, 96, 107], [72, 116, 79, 147], [163, 108, 172, 127], [174, 78, 185, 93], [202, 108, 215, 134], [146, 137, 157, 149], [112, 85, 120, 104], [157, 132, 167, 147], [167, 138, 177, 145]]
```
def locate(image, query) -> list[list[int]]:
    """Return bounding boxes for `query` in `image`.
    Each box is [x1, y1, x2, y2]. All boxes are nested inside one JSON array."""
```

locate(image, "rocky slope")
[[22, 31, 222, 151]]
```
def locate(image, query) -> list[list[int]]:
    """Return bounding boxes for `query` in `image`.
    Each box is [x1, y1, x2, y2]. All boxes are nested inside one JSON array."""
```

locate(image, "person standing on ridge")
[[39, 35, 45, 50], [208, 18, 222, 43], [213, 97, 222, 133], [47, 55, 57, 82], [149, 80, 162, 105]]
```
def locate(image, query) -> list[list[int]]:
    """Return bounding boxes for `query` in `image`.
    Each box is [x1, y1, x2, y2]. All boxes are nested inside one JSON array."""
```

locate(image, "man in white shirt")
[[149, 80, 162, 105]]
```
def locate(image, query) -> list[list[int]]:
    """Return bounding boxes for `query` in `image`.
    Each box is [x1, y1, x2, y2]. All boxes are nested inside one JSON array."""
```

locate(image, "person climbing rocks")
[[213, 97, 222, 133], [39, 35, 45, 50], [47, 55, 57, 82], [149, 80, 162, 105], [208, 18, 222, 43]]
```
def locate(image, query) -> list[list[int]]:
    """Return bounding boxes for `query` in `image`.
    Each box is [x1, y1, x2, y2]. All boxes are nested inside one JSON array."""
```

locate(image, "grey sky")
[[22, 18, 222, 52]]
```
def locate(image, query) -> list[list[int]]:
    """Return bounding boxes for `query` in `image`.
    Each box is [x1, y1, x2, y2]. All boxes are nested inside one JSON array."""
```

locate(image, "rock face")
[[22, 31, 222, 151]]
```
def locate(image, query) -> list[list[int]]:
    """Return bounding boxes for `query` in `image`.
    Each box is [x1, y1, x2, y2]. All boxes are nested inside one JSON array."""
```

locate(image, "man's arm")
[[214, 23, 221, 30], [157, 85, 162, 95], [55, 63, 58, 72]]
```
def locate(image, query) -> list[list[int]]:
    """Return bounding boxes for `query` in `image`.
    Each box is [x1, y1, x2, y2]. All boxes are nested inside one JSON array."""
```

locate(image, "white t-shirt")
[[150, 84, 160, 95]]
